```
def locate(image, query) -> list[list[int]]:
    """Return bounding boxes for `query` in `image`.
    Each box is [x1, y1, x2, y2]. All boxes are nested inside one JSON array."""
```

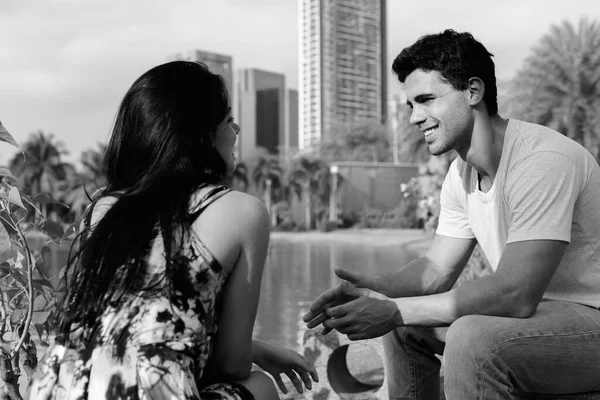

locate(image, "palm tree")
[[9, 131, 72, 218], [508, 18, 600, 159], [288, 157, 332, 230], [320, 121, 392, 163], [252, 156, 284, 223], [62, 143, 107, 219]]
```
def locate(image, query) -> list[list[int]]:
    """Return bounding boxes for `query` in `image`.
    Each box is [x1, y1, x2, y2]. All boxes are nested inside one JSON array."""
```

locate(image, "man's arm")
[[316, 239, 566, 339], [303, 234, 476, 334], [388, 239, 567, 326], [343, 234, 477, 298]]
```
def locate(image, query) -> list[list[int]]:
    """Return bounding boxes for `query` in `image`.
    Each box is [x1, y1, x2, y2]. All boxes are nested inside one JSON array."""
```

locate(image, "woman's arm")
[[208, 194, 271, 380], [252, 340, 319, 394]]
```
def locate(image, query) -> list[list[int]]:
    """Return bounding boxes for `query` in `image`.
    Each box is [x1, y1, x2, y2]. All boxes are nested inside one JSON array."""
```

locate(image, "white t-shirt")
[[436, 119, 600, 308]]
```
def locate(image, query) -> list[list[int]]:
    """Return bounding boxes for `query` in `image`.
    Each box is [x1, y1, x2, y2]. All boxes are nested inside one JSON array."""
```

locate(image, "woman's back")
[[28, 185, 260, 400]]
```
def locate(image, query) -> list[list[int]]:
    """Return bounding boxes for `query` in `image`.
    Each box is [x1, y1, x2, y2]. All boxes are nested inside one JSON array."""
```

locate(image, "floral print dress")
[[28, 186, 255, 400]]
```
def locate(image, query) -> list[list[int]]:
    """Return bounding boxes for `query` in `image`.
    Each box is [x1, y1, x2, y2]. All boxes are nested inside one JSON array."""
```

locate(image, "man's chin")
[[428, 143, 451, 157]]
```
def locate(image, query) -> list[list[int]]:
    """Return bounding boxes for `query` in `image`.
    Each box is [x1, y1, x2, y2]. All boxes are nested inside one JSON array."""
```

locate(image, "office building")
[[300, 0, 387, 148], [237, 69, 299, 160]]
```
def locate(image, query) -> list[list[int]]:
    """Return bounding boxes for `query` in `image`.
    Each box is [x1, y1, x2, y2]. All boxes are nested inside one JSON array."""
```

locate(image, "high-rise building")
[[299, 0, 387, 149], [287, 89, 299, 150], [237, 69, 298, 160]]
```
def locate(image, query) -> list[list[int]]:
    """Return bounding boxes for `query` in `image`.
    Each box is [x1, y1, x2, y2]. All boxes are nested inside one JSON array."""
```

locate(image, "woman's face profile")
[[213, 111, 240, 173]]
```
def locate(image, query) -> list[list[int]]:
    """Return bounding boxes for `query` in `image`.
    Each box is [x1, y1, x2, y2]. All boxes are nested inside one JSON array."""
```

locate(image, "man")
[[303, 30, 600, 399]]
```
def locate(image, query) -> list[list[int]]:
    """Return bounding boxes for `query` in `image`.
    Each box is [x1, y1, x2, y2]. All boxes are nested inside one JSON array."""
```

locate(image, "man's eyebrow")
[[413, 94, 434, 103]]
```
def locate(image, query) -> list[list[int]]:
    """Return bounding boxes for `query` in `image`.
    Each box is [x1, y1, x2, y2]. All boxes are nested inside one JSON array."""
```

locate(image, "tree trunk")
[[303, 184, 311, 230]]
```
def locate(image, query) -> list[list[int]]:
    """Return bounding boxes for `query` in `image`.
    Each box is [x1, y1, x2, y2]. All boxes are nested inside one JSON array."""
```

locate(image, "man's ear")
[[467, 77, 485, 107]]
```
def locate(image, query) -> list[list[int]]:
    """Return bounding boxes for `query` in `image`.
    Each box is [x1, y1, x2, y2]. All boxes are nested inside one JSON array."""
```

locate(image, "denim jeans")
[[382, 301, 600, 400]]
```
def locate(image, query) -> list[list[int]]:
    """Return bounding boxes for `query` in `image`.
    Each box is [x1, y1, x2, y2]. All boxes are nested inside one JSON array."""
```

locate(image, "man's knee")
[[444, 315, 504, 370], [383, 326, 445, 355]]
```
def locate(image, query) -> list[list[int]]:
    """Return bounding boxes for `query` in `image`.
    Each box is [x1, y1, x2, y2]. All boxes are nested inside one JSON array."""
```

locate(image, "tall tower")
[[299, 0, 387, 149]]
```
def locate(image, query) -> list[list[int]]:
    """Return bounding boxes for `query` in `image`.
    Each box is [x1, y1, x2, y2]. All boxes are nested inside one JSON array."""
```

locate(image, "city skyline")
[[1, 0, 599, 165]]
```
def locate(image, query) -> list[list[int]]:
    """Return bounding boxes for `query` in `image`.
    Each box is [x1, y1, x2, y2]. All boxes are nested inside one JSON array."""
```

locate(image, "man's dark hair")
[[392, 29, 498, 115]]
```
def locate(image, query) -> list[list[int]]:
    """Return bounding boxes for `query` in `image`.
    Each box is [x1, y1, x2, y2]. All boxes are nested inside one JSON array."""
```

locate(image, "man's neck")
[[460, 115, 508, 191]]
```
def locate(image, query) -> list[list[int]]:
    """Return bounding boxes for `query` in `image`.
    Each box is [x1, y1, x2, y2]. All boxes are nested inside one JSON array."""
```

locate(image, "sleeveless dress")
[[28, 186, 256, 400]]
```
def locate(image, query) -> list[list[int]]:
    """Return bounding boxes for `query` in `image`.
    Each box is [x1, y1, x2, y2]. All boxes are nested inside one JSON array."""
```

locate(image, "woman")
[[28, 61, 318, 400]]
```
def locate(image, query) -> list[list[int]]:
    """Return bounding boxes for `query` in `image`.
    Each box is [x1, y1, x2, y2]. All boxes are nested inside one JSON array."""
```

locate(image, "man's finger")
[[303, 289, 336, 322], [320, 326, 333, 335], [322, 315, 352, 330], [335, 268, 364, 286], [326, 304, 349, 319], [305, 312, 328, 329], [348, 332, 368, 341]]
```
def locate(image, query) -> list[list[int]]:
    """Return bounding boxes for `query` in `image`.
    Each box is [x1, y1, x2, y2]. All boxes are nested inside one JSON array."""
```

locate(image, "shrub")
[[0, 125, 77, 398]]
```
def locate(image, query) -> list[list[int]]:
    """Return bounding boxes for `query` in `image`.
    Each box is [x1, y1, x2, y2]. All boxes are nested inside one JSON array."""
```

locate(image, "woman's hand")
[[252, 340, 319, 394]]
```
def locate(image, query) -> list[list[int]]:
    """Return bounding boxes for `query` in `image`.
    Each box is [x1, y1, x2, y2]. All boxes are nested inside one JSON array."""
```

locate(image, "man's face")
[[403, 69, 474, 156]]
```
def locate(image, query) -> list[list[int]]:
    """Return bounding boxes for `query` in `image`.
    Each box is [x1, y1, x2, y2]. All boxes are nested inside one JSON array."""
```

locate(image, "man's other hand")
[[321, 293, 400, 340], [302, 280, 363, 335]]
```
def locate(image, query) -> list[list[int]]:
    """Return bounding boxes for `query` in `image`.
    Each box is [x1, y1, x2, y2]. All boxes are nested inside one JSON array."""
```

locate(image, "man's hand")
[[321, 292, 400, 340], [302, 279, 363, 335], [303, 269, 401, 340]]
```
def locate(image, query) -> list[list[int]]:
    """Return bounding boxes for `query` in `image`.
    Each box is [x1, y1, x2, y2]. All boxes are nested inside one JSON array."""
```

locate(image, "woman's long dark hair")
[[57, 61, 230, 341]]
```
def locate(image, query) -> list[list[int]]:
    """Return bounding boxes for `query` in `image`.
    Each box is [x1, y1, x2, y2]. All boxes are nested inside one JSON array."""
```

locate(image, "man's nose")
[[409, 106, 426, 126]]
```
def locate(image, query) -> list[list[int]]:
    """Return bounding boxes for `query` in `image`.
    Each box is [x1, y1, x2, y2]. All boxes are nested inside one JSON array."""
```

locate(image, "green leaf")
[[0, 121, 20, 150], [0, 210, 17, 235], [63, 221, 80, 238], [0, 168, 18, 186], [0, 222, 10, 255], [39, 219, 64, 239], [21, 196, 42, 216], [33, 323, 47, 343], [33, 193, 66, 206], [9, 309, 23, 323], [7, 187, 25, 210]]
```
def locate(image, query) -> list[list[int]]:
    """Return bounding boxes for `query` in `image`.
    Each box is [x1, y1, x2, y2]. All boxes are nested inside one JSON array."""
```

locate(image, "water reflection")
[[254, 238, 419, 351]]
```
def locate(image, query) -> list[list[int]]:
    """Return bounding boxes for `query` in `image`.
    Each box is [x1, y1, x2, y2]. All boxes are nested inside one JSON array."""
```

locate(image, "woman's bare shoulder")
[[203, 190, 269, 233], [192, 190, 270, 273]]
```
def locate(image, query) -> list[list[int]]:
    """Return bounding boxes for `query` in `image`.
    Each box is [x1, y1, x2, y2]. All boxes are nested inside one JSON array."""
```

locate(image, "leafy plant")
[[0, 121, 76, 399]]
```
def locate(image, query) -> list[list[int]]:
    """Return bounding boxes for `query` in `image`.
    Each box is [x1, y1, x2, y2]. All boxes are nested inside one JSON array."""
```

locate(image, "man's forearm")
[[371, 256, 461, 298], [391, 272, 533, 327]]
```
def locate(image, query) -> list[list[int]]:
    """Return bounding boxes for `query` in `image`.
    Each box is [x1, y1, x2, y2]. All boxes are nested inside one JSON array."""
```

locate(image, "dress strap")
[[189, 185, 232, 221]]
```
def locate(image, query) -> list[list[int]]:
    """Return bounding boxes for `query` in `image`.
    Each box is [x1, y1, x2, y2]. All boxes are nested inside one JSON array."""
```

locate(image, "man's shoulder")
[[508, 119, 588, 161]]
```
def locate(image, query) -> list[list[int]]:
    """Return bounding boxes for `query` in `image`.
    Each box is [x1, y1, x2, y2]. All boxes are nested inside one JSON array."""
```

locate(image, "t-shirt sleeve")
[[435, 163, 475, 239], [505, 152, 579, 244]]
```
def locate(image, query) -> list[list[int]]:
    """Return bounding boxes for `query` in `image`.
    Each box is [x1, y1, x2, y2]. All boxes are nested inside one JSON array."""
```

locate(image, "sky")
[[1, 0, 599, 166]]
